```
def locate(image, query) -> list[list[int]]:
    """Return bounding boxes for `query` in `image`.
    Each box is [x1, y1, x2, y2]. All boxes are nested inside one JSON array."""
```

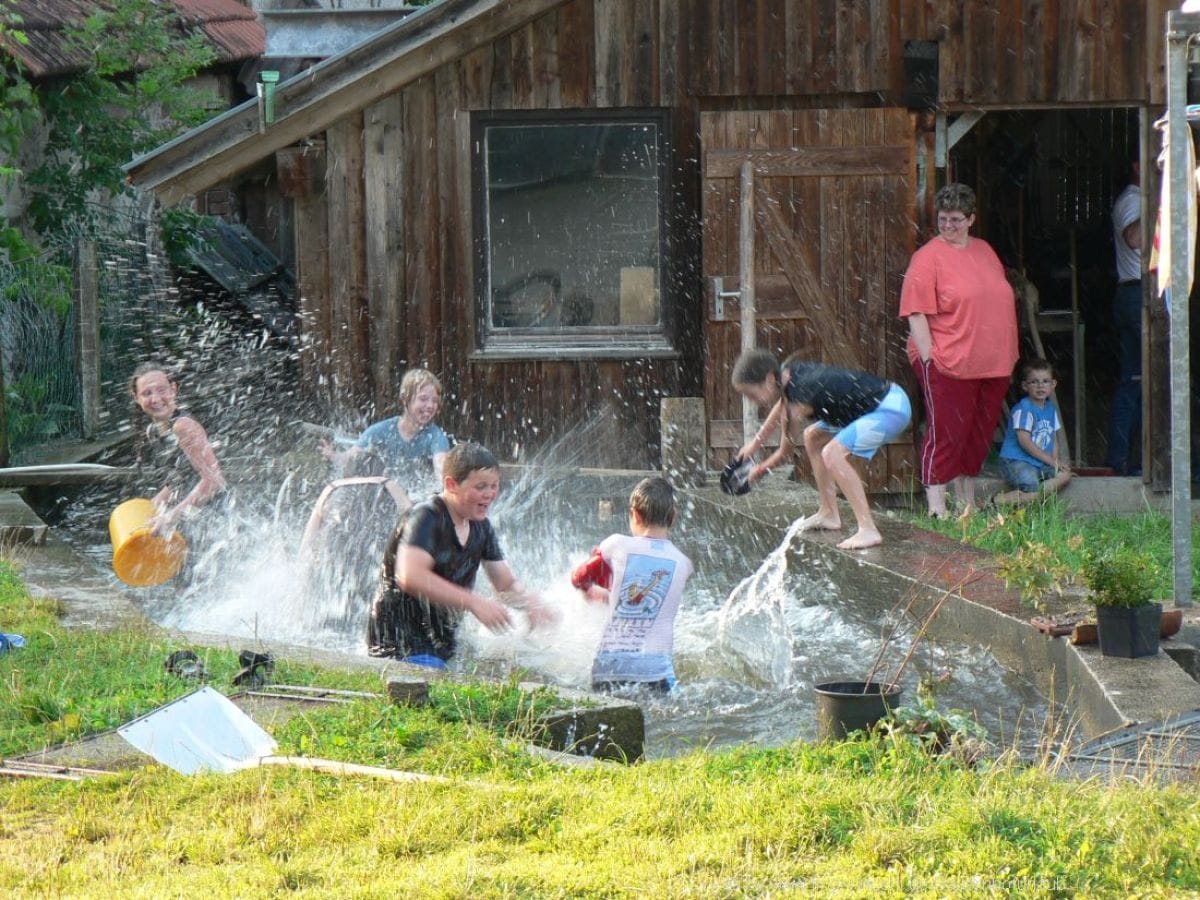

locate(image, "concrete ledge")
[[524, 683, 645, 763], [684, 480, 1200, 740], [0, 491, 48, 547]]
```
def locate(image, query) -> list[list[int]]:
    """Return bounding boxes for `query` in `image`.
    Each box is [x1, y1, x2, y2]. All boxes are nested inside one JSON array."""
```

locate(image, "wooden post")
[[660, 397, 707, 487], [738, 161, 756, 447], [73, 239, 100, 439]]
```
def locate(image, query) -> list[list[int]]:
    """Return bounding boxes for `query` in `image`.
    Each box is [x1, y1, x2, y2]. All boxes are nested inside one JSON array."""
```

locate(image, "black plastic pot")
[[813, 680, 903, 741], [1096, 602, 1162, 658]]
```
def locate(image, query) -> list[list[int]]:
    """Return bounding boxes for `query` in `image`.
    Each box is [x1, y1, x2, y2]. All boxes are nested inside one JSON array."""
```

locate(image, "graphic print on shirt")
[[616, 554, 676, 620]]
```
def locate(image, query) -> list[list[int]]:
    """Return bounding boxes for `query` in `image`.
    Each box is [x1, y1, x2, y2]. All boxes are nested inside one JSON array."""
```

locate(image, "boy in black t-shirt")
[[367, 442, 551, 667], [731, 350, 912, 550]]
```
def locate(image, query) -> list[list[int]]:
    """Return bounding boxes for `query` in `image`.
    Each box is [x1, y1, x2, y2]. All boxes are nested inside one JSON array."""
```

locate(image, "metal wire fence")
[[0, 203, 177, 460]]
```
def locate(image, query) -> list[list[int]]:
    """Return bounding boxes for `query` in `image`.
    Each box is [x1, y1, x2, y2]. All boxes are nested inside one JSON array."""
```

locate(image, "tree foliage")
[[22, 0, 218, 236]]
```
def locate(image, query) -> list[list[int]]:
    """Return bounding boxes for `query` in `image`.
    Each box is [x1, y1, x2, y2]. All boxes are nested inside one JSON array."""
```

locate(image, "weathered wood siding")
[[290, 0, 1171, 473], [297, 0, 697, 467]]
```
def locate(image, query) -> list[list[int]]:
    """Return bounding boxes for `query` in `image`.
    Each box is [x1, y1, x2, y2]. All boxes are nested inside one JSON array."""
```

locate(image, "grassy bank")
[[901, 497, 1200, 605], [4, 561, 1200, 897]]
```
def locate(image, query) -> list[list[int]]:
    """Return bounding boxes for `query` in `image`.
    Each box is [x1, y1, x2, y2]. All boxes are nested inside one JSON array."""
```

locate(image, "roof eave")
[[125, 0, 568, 205]]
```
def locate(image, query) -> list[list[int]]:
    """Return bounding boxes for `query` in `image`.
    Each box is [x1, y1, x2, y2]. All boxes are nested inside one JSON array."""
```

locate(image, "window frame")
[[470, 108, 678, 361]]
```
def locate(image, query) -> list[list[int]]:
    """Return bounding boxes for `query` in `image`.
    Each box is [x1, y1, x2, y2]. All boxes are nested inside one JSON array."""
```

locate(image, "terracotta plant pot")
[[1160, 607, 1184, 639]]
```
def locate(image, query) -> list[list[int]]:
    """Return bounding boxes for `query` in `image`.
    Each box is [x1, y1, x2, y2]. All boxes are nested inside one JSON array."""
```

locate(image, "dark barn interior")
[[948, 107, 1141, 470]]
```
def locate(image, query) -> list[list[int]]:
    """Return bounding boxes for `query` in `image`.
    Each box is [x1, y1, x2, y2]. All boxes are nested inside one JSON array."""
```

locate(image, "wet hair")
[[934, 182, 976, 216], [1020, 358, 1055, 382], [128, 361, 176, 400], [629, 476, 677, 528], [444, 441, 498, 482], [399, 368, 442, 408], [731, 349, 780, 387]]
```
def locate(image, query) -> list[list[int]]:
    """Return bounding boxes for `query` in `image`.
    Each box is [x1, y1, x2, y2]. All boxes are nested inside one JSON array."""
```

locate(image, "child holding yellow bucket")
[[111, 363, 227, 587]]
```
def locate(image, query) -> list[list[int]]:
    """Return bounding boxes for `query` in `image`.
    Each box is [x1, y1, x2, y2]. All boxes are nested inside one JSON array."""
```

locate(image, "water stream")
[[45, 439, 1046, 759]]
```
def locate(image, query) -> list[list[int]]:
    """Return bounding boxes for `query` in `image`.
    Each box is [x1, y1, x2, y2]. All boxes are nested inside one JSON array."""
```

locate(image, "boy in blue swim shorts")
[[732, 349, 912, 550]]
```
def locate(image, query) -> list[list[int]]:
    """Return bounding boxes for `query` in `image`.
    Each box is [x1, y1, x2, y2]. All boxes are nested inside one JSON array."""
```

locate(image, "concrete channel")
[[5, 448, 1200, 777]]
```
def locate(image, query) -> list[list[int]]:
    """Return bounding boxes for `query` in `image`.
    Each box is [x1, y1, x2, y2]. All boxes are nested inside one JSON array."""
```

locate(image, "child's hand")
[[469, 595, 513, 632], [525, 595, 559, 629], [318, 438, 335, 461], [584, 585, 609, 604]]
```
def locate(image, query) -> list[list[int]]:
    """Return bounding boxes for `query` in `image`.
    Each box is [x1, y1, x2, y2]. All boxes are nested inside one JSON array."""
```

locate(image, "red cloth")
[[571, 549, 613, 591], [899, 236, 1018, 379], [913, 359, 1010, 486]]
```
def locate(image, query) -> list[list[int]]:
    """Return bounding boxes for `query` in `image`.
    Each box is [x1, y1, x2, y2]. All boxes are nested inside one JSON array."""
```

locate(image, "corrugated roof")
[[1, 0, 263, 79]]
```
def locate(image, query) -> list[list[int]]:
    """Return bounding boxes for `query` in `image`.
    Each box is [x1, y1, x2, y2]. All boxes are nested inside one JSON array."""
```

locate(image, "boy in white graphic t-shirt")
[[571, 476, 694, 693]]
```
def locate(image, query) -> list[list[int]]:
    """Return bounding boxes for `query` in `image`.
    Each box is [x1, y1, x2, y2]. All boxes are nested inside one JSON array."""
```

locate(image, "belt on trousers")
[[1118, 279, 1142, 285]]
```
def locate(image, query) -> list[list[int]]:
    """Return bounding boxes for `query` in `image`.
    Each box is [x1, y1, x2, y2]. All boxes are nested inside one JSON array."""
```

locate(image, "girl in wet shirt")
[[733, 350, 911, 550], [130, 362, 226, 536]]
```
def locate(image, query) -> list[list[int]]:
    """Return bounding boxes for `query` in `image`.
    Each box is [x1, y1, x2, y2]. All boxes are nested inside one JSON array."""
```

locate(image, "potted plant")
[[1082, 546, 1161, 658]]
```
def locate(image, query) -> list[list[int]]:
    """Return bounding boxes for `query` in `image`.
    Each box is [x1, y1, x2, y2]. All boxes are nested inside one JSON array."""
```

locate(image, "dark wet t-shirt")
[[783, 361, 890, 427], [367, 495, 504, 660]]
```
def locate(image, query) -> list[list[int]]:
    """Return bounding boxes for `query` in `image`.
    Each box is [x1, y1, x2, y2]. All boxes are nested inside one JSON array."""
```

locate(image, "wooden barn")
[[125, 0, 1183, 491]]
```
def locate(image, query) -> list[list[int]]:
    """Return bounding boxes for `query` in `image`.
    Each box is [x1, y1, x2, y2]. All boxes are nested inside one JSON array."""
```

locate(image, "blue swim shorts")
[[998, 457, 1057, 494], [819, 383, 913, 460], [402, 653, 448, 670]]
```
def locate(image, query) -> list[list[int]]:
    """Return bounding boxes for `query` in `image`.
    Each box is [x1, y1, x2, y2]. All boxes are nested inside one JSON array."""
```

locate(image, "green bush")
[[1082, 546, 1158, 608]]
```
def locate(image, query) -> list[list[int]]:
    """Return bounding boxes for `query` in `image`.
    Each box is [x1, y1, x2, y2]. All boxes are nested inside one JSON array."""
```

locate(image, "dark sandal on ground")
[[164, 649, 207, 681], [232, 650, 275, 688]]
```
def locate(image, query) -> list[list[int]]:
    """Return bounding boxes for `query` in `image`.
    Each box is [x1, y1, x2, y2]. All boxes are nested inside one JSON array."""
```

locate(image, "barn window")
[[472, 110, 676, 358]]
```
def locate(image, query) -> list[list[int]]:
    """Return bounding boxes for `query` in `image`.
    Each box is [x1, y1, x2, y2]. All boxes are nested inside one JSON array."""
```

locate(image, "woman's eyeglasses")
[[937, 215, 970, 227]]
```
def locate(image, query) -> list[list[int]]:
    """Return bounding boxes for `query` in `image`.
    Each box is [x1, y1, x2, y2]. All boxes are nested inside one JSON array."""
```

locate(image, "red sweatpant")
[[912, 359, 1010, 486]]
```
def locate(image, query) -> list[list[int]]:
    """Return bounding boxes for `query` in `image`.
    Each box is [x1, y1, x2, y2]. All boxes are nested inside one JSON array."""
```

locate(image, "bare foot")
[[798, 511, 841, 531], [837, 528, 882, 550]]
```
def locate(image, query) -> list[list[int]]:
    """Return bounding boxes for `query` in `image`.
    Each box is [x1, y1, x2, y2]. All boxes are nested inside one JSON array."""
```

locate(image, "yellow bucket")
[[109, 498, 188, 587]]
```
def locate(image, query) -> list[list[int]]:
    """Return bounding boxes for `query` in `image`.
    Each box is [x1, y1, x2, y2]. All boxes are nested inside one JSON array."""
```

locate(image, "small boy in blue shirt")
[[994, 359, 1073, 506]]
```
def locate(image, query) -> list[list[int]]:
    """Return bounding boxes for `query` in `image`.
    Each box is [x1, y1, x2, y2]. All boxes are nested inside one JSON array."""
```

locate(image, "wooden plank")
[[630, 0, 659, 106], [294, 185, 331, 405], [705, 146, 910, 179], [706, 275, 817, 321], [363, 93, 405, 403], [401, 77, 441, 374], [784, 0, 813, 94], [509, 21, 535, 108], [657, 0, 680, 104], [436, 62, 466, 389], [530, 8, 561, 108], [593, 0, 624, 107], [755, 179, 864, 371], [490, 29, 514, 109], [556, 0, 594, 106], [324, 118, 356, 405], [811, 0, 838, 92]]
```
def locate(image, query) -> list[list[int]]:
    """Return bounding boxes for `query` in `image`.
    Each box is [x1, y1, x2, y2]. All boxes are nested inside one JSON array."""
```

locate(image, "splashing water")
[[711, 518, 806, 689]]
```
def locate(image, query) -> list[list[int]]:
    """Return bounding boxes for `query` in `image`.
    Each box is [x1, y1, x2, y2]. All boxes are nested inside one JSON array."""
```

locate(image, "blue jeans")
[[1106, 281, 1142, 474], [999, 457, 1056, 493]]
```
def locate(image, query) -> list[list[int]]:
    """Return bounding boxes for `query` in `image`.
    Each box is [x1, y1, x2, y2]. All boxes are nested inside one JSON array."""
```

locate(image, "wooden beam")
[[126, 0, 570, 205], [705, 146, 909, 179], [753, 183, 864, 371]]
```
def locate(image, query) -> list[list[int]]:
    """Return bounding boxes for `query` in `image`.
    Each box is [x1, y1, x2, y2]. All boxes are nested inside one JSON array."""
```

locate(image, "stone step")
[[0, 491, 48, 547]]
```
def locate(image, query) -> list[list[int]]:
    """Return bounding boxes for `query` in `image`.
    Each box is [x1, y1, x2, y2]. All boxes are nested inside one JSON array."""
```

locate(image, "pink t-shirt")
[[899, 236, 1018, 379]]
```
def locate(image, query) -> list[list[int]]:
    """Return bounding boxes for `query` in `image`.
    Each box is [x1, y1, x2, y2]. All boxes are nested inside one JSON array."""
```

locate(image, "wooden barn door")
[[701, 108, 918, 493]]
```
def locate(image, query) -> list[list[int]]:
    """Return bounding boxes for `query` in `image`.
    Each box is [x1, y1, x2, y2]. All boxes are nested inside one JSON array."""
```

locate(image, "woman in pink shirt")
[[900, 183, 1018, 518]]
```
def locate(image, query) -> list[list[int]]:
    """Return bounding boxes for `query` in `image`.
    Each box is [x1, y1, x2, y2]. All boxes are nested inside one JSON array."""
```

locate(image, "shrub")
[[1082, 546, 1157, 609]]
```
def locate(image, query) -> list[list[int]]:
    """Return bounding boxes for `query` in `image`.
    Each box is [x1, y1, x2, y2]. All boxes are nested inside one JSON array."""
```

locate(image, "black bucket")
[[814, 680, 903, 741]]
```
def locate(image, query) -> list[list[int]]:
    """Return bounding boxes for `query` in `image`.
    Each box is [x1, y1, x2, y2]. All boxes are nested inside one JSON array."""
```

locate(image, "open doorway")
[[947, 108, 1139, 470]]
